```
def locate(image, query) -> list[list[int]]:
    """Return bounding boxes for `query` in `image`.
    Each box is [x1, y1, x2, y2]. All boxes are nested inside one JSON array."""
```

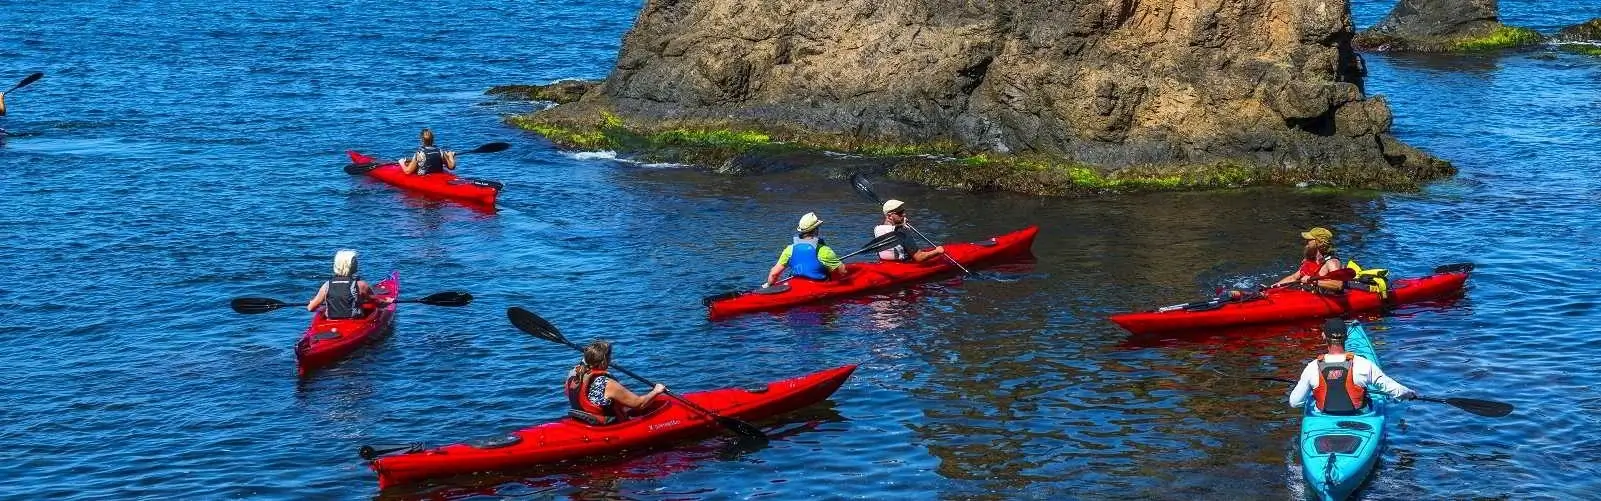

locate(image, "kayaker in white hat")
[[763, 212, 848, 287], [307, 249, 380, 319], [873, 199, 946, 263], [565, 340, 666, 425], [1289, 319, 1416, 414], [400, 128, 458, 175]]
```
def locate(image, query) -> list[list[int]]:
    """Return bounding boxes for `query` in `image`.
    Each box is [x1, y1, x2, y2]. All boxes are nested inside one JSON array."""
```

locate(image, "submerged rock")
[[486, 80, 598, 104], [515, 0, 1454, 195], [1355, 0, 1543, 52], [1555, 18, 1601, 42]]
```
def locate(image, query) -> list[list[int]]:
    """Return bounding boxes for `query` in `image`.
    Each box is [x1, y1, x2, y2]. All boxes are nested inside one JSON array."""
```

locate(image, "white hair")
[[332, 249, 359, 276]]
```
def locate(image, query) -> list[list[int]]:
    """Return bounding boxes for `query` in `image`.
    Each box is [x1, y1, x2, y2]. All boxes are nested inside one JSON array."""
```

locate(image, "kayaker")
[[1271, 227, 1347, 293], [763, 212, 848, 288], [399, 128, 457, 175], [306, 249, 380, 319], [565, 340, 666, 425], [874, 199, 946, 263], [1289, 319, 1416, 413], [0, 91, 7, 116]]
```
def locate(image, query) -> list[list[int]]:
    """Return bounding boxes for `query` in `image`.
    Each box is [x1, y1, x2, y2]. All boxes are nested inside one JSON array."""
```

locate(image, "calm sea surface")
[[2, 1, 1599, 498]]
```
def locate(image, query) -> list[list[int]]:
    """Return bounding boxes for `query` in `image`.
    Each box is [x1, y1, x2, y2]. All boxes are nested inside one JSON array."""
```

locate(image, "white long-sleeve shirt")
[[1288, 353, 1412, 409]]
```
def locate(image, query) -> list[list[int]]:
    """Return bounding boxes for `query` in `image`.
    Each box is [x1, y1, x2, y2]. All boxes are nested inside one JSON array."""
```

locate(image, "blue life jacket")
[[416, 146, 445, 175], [788, 237, 829, 280]]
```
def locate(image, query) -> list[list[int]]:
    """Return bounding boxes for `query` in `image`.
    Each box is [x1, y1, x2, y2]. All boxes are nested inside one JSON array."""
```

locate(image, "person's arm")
[[912, 246, 946, 262], [604, 379, 666, 409], [1361, 358, 1416, 400], [819, 245, 847, 277], [399, 155, 417, 175], [1311, 259, 1348, 291], [444, 151, 457, 171], [1288, 361, 1319, 408], [764, 246, 792, 287], [307, 282, 329, 311]]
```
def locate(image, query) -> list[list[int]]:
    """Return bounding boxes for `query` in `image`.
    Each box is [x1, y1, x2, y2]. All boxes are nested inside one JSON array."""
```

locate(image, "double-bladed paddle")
[[505, 306, 769, 440], [343, 142, 512, 177], [848, 174, 1011, 281], [1243, 375, 1513, 418], [700, 230, 907, 306], [229, 291, 473, 314], [3, 72, 42, 94]]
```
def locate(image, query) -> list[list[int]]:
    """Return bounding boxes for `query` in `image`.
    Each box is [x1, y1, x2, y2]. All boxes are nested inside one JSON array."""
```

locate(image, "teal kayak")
[[1298, 320, 1389, 500]]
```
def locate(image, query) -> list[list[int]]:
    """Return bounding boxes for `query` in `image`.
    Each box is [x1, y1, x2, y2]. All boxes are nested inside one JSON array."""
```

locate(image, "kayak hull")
[[294, 271, 398, 376], [370, 364, 858, 489], [1109, 269, 1468, 334], [707, 226, 1038, 319], [1299, 321, 1388, 501], [347, 150, 499, 208]]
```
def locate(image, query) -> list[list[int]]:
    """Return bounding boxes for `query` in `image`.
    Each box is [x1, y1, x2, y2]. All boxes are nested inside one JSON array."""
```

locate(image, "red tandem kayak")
[[368, 364, 857, 489], [1108, 263, 1471, 335], [706, 226, 1038, 319], [347, 150, 500, 207], [295, 271, 399, 376]]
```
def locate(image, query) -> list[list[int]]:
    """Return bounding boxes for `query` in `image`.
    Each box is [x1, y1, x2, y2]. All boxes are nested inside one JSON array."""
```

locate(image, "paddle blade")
[[5, 72, 42, 93], [358, 442, 424, 460], [230, 297, 288, 314], [417, 291, 473, 307], [506, 306, 569, 344], [1428, 396, 1513, 418], [717, 416, 768, 440], [1433, 262, 1475, 274], [849, 174, 882, 203], [344, 161, 378, 175], [838, 231, 904, 260], [701, 291, 743, 306], [454, 177, 504, 190], [465, 142, 511, 154]]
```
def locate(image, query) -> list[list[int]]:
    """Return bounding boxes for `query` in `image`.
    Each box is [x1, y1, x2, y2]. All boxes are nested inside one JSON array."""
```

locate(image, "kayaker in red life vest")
[[763, 212, 848, 288], [874, 199, 946, 263], [1289, 319, 1416, 414], [565, 340, 666, 425], [1271, 227, 1347, 293], [399, 128, 457, 175], [307, 249, 384, 319]]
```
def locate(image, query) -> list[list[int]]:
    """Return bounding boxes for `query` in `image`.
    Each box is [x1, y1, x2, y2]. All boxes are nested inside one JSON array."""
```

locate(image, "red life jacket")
[[1313, 353, 1367, 414], [1297, 254, 1340, 278], [565, 367, 622, 423]]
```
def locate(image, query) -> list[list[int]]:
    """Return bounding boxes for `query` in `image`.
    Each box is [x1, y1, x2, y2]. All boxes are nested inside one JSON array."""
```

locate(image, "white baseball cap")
[[796, 212, 823, 232], [882, 199, 905, 214]]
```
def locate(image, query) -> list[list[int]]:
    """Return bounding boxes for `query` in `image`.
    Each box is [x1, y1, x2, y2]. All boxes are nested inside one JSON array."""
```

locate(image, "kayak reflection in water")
[[399, 128, 457, 175], [763, 212, 848, 288], [565, 340, 666, 425], [1289, 319, 1416, 414], [1272, 227, 1348, 293], [873, 199, 945, 263], [306, 249, 381, 319]]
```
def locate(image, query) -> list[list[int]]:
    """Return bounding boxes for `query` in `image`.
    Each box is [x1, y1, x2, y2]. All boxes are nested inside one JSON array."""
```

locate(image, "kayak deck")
[[1299, 321, 1388, 500], [707, 226, 1038, 319], [347, 150, 499, 208], [294, 271, 398, 376], [370, 364, 858, 489]]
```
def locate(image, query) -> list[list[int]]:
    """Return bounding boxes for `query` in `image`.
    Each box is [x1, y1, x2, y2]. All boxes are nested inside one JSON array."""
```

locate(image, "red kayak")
[[369, 364, 857, 489], [707, 226, 1038, 319], [294, 271, 399, 376], [1108, 263, 1472, 334], [346, 151, 499, 208]]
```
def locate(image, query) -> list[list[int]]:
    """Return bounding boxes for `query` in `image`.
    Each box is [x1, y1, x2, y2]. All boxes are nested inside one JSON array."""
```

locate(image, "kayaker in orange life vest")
[[1271, 227, 1348, 293], [1289, 319, 1416, 413], [399, 128, 457, 175], [306, 249, 385, 319], [762, 212, 848, 288], [565, 340, 666, 425], [874, 199, 946, 263]]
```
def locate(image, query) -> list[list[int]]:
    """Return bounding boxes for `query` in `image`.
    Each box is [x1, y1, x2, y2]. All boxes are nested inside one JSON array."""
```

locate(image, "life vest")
[[1345, 260, 1391, 298], [415, 146, 445, 175], [1297, 254, 1341, 278], [874, 225, 910, 261], [1313, 353, 1367, 414], [565, 367, 622, 424], [323, 275, 363, 319], [788, 237, 829, 280]]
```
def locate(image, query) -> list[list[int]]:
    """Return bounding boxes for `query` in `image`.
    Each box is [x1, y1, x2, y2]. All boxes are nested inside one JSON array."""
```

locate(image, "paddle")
[[358, 442, 425, 460], [700, 230, 907, 306], [848, 174, 1003, 280], [3, 72, 42, 94], [229, 291, 473, 314], [343, 142, 512, 176], [1154, 268, 1359, 312], [505, 306, 769, 440], [1243, 375, 1513, 418]]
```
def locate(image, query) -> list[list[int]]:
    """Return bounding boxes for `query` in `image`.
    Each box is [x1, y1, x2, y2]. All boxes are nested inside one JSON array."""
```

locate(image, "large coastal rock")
[[1355, 0, 1542, 52], [523, 0, 1454, 194]]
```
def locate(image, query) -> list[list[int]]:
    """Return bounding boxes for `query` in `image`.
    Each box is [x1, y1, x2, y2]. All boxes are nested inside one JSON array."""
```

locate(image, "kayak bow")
[[1299, 321, 1388, 500]]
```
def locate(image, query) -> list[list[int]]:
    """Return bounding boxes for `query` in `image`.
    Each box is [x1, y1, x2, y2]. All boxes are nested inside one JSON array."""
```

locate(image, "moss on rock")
[[1455, 26, 1545, 51]]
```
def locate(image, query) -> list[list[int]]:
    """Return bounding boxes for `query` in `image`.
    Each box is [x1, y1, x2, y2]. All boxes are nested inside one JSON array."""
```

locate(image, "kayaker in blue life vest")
[[1271, 227, 1348, 293], [307, 249, 382, 319], [565, 340, 666, 425], [399, 128, 457, 175], [1289, 319, 1416, 414], [763, 212, 848, 288], [874, 199, 946, 263]]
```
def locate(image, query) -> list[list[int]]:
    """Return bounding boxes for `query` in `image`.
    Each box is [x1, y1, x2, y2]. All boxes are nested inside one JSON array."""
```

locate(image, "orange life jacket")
[[565, 367, 623, 423], [1313, 353, 1367, 414]]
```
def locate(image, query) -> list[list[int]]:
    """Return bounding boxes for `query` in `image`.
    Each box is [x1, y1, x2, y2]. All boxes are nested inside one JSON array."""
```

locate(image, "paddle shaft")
[[898, 222, 975, 274], [4, 72, 42, 94], [1249, 375, 1508, 417]]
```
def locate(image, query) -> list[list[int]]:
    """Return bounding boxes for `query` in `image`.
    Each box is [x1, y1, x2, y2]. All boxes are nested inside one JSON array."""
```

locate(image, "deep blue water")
[[3, 1, 1599, 499]]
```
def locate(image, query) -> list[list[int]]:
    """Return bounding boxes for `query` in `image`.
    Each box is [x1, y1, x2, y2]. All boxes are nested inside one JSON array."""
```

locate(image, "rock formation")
[[1555, 18, 1601, 42], [1354, 0, 1542, 52], [519, 0, 1454, 195]]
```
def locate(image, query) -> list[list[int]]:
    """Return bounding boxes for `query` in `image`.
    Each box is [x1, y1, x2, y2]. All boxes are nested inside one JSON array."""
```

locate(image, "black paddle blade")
[[344, 161, 378, 175], [6, 72, 42, 93], [452, 177, 504, 190], [465, 142, 511, 154], [1423, 396, 1513, 418], [230, 297, 288, 314], [358, 442, 425, 460], [1433, 262, 1475, 274], [506, 306, 568, 344], [701, 291, 743, 306], [717, 416, 769, 440], [837, 231, 905, 260], [417, 291, 473, 307], [849, 174, 882, 203]]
